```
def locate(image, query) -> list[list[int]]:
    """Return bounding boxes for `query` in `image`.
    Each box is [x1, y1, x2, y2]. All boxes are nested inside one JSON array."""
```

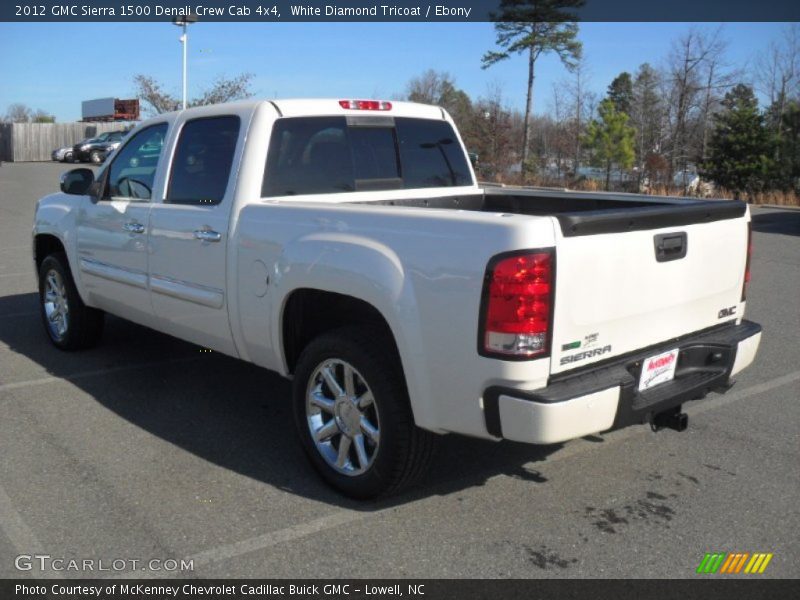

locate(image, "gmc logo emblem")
[[718, 306, 737, 319]]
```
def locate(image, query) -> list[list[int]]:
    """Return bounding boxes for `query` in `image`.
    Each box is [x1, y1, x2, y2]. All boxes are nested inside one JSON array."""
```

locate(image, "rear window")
[[262, 116, 471, 197]]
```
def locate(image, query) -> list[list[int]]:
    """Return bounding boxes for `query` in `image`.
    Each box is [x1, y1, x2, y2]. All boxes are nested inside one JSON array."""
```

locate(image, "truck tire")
[[293, 326, 436, 499], [38, 252, 104, 350]]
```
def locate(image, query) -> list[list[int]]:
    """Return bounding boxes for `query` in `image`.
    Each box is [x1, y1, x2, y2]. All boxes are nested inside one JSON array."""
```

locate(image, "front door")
[[75, 123, 168, 326], [147, 115, 242, 356]]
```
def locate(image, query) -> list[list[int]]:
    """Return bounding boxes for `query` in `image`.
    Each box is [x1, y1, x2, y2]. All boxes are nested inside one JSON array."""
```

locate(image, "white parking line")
[[0, 484, 56, 578], [0, 356, 206, 394], [108, 368, 800, 577]]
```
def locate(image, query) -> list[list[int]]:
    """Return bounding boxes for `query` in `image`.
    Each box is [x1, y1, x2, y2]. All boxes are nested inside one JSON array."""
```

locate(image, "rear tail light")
[[742, 221, 753, 301], [479, 250, 555, 359], [338, 100, 392, 111]]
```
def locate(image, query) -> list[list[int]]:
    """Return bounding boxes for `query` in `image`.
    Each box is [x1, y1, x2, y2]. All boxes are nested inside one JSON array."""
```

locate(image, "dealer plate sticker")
[[638, 348, 680, 392]]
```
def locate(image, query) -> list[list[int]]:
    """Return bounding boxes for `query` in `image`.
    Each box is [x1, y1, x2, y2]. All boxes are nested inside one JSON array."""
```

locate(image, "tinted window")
[[263, 117, 353, 197], [350, 126, 400, 184], [262, 116, 471, 197], [168, 116, 240, 205], [104, 123, 168, 200], [395, 117, 471, 189]]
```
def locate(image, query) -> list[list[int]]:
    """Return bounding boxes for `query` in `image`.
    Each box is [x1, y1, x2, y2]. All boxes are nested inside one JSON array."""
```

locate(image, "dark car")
[[73, 130, 126, 163]]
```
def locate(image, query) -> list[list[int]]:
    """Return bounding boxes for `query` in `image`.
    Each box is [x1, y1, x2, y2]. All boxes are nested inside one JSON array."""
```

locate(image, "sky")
[[0, 21, 788, 122]]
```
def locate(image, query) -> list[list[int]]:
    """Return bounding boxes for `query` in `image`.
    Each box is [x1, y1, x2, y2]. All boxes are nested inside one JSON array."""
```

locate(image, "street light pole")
[[181, 22, 187, 110], [172, 13, 198, 111]]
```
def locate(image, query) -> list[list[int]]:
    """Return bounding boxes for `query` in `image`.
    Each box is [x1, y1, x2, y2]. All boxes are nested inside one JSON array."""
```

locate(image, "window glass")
[[263, 117, 354, 197], [262, 116, 472, 198], [350, 126, 399, 183], [167, 116, 240, 205], [395, 117, 471, 189], [104, 123, 168, 200]]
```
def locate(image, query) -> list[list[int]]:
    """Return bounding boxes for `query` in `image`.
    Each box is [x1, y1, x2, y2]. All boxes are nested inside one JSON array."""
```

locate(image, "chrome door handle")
[[123, 222, 145, 234], [193, 229, 221, 242]]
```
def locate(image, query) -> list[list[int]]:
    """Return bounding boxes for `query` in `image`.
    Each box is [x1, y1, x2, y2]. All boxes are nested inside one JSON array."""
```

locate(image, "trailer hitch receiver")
[[650, 407, 688, 432]]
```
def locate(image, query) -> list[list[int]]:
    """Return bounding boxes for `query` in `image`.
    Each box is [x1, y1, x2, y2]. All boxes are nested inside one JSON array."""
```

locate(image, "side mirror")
[[60, 168, 95, 195]]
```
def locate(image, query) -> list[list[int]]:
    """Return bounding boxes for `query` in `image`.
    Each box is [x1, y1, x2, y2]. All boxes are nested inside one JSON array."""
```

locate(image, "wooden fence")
[[0, 122, 135, 162]]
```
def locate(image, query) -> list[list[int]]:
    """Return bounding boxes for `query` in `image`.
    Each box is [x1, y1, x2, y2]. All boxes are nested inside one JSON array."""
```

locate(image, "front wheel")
[[39, 253, 104, 350], [293, 326, 436, 499]]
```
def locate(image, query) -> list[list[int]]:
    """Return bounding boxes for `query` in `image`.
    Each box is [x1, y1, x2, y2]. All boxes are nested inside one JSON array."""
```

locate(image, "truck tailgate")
[[550, 213, 750, 375]]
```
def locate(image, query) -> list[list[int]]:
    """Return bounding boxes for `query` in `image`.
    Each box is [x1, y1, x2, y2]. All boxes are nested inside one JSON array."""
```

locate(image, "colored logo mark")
[[696, 552, 774, 574]]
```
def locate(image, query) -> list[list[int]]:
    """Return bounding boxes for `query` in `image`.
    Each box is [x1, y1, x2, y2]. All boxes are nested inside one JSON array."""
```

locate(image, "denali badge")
[[718, 306, 737, 319], [560, 345, 612, 366]]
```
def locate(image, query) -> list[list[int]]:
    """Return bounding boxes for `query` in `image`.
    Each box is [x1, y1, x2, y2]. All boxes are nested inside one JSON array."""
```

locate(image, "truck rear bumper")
[[483, 320, 762, 445]]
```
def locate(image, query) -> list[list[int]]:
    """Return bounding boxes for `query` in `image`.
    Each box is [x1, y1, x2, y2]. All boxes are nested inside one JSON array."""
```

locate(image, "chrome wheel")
[[306, 359, 380, 476], [43, 269, 69, 341]]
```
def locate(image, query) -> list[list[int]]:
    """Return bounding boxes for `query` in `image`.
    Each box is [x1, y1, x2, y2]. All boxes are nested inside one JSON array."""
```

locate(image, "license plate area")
[[638, 348, 679, 392]]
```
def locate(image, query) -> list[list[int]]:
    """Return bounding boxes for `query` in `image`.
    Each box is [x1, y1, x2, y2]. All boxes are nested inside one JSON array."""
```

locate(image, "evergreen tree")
[[774, 100, 800, 191], [482, 0, 584, 180], [584, 99, 636, 190], [606, 72, 633, 116], [701, 84, 774, 195]]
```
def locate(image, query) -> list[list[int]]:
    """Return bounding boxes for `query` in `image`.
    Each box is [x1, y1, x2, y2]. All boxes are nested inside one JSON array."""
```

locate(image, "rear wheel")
[[38, 253, 104, 350], [63, 151, 74, 163], [293, 326, 436, 499], [89, 150, 102, 164]]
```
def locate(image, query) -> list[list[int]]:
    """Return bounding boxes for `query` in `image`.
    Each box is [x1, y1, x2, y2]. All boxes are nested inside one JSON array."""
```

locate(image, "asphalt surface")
[[0, 162, 798, 580]]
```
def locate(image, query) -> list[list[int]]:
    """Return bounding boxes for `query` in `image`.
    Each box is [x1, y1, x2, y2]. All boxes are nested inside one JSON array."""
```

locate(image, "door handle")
[[193, 229, 222, 243], [654, 232, 687, 262], [123, 222, 145, 234]]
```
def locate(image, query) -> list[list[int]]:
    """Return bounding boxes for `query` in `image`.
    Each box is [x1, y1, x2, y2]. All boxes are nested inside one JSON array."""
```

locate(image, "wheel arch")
[[34, 233, 67, 273]]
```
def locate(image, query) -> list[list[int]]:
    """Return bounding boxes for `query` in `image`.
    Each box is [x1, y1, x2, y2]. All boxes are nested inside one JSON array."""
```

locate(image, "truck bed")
[[353, 186, 747, 236]]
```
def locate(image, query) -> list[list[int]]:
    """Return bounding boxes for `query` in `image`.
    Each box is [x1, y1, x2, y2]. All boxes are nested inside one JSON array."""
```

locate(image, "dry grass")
[[497, 174, 800, 207]]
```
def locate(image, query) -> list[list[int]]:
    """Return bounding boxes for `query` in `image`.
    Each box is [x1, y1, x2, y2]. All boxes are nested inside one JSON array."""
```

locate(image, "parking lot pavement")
[[0, 162, 798, 579]]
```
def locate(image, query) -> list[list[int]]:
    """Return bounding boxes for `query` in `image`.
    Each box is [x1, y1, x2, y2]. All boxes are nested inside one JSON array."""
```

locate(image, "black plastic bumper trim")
[[483, 320, 761, 439]]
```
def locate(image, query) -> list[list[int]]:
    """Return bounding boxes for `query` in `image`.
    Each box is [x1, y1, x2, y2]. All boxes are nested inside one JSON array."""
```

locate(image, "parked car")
[[34, 99, 761, 498], [95, 135, 128, 163], [73, 130, 126, 163], [51, 146, 75, 162]]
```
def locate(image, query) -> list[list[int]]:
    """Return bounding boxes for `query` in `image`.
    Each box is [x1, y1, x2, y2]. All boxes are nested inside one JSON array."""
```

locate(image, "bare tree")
[[405, 69, 473, 132], [757, 24, 800, 135], [630, 63, 665, 188], [695, 29, 739, 162], [32, 109, 56, 123], [471, 82, 518, 181], [564, 57, 593, 177], [4, 103, 33, 123], [663, 28, 727, 185], [133, 73, 254, 115]]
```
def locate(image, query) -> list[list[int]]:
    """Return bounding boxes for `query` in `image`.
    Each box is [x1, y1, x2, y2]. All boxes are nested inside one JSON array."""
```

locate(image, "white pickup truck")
[[33, 99, 761, 498]]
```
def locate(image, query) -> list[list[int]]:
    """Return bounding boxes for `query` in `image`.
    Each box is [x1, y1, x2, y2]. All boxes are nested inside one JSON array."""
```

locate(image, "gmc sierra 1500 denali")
[[33, 99, 761, 498]]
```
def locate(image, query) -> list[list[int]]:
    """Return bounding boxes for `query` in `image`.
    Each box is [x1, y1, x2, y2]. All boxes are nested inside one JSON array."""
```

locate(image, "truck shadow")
[[0, 292, 561, 510], [751, 209, 800, 236]]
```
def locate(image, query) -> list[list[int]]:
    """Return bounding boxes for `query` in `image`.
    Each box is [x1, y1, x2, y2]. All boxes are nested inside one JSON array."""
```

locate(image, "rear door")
[[550, 214, 750, 374], [147, 115, 242, 356]]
